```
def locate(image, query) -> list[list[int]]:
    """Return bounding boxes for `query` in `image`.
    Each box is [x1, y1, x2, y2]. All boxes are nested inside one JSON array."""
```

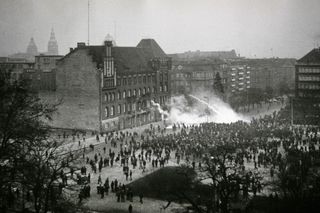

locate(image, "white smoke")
[[151, 100, 169, 120], [152, 91, 248, 125]]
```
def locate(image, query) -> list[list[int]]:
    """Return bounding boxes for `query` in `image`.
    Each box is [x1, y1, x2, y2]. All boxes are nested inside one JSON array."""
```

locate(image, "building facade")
[[22, 55, 62, 91], [170, 62, 227, 95], [169, 49, 238, 61], [293, 48, 320, 125], [0, 58, 34, 82], [228, 65, 251, 94], [237, 58, 295, 93], [53, 38, 171, 131]]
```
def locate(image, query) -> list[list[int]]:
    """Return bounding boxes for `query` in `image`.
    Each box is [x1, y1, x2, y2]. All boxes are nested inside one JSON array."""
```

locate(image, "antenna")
[[87, 0, 90, 45]]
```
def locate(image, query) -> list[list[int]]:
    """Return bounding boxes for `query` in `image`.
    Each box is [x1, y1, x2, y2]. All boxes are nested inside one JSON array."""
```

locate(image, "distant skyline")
[[0, 0, 320, 59]]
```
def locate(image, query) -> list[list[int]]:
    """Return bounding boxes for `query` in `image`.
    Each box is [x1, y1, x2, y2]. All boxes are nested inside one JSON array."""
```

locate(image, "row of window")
[[104, 96, 169, 118], [231, 81, 250, 87], [0, 64, 34, 69], [192, 72, 214, 78], [298, 92, 320, 99], [104, 112, 154, 129], [117, 73, 168, 86], [231, 86, 250, 92], [298, 67, 320, 74], [172, 73, 191, 78], [298, 75, 320, 81], [104, 85, 168, 102], [298, 83, 320, 90], [105, 102, 147, 117], [173, 81, 191, 86]]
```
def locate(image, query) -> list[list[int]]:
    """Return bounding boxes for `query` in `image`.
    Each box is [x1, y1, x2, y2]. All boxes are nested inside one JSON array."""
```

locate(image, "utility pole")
[[87, 0, 90, 45]]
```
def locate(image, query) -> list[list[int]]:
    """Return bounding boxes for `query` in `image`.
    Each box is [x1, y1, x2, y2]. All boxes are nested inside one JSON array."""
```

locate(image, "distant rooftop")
[[297, 48, 320, 64]]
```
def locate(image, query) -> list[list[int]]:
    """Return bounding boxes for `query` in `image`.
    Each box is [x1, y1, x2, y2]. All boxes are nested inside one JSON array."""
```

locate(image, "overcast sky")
[[0, 0, 320, 58]]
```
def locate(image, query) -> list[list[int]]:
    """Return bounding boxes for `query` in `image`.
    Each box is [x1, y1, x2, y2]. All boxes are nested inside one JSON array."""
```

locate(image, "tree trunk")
[[221, 200, 228, 213]]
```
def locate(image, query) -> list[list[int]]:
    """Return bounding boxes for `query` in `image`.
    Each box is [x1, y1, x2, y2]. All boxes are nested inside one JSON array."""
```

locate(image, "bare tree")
[[0, 72, 80, 213]]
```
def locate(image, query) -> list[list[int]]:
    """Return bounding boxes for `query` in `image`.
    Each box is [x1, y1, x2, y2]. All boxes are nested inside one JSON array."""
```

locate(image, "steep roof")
[[136, 39, 167, 58], [297, 48, 320, 64], [60, 39, 167, 73], [113, 47, 149, 72]]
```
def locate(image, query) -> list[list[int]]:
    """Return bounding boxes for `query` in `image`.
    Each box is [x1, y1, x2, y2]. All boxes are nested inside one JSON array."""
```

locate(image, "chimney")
[[77, 42, 86, 48]]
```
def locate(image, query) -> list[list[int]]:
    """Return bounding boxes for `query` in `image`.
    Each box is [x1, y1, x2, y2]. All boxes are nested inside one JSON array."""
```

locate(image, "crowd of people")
[[58, 107, 320, 212]]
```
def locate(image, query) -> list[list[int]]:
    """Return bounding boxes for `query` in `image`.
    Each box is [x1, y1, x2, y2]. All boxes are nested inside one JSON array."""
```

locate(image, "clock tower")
[[47, 28, 59, 55]]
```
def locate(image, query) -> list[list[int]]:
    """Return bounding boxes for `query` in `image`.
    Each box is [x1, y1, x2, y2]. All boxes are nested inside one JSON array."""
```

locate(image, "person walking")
[[128, 204, 133, 213], [139, 193, 143, 204]]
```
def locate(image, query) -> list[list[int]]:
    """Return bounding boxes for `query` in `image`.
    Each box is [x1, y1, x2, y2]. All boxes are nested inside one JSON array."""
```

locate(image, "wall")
[[53, 49, 101, 131]]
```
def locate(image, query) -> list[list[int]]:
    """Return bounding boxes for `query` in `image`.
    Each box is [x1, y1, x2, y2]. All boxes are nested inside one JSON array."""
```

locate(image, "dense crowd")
[[58, 108, 320, 211]]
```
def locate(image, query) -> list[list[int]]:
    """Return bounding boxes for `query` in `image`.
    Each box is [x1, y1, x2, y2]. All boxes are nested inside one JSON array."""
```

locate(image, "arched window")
[[105, 107, 109, 117], [143, 87, 146, 95], [110, 106, 114, 116], [123, 103, 126, 113], [164, 84, 167, 92], [133, 89, 136, 96], [117, 104, 121, 114], [117, 91, 121, 100], [104, 94, 108, 102], [147, 87, 150, 93], [123, 90, 126, 99], [128, 90, 131, 97], [138, 88, 141, 96]]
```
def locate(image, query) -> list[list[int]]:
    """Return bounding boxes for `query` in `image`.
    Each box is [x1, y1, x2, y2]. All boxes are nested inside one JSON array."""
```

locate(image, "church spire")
[[47, 28, 59, 55], [50, 28, 56, 40]]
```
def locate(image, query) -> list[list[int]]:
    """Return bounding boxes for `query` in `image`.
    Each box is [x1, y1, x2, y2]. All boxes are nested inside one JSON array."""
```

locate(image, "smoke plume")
[[153, 91, 248, 125]]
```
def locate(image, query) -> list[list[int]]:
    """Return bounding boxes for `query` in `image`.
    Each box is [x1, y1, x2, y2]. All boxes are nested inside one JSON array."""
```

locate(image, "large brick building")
[[293, 48, 320, 125], [52, 38, 171, 131]]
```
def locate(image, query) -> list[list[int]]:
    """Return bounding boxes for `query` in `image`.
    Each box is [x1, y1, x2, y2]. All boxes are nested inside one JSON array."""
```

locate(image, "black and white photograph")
[[1, 0, 320, 212]]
